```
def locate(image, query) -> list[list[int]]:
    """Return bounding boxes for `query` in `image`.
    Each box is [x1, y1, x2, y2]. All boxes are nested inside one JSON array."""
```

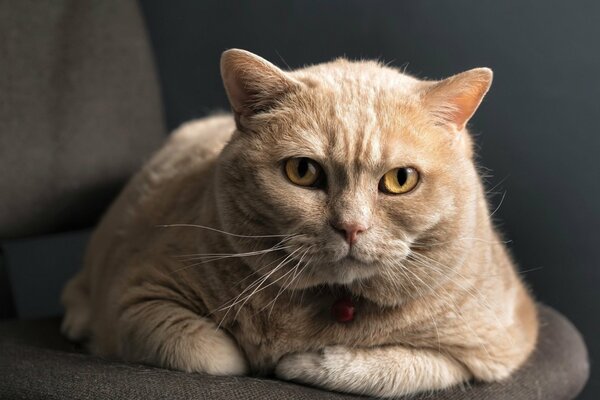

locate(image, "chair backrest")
[[0, 0, 166, 318]]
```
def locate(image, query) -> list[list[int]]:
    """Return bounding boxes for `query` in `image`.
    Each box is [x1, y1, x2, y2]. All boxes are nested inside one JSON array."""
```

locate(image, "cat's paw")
[[118, 305, 249, 376], [275, 346, 352, 388], [275, 352, 324, 383], [61, 305, 91, 341], [164, 325, 249, 376], [60, 277, 91, 341]]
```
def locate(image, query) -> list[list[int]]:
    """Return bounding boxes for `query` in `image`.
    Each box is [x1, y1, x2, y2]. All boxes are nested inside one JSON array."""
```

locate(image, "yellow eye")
[[379, 167, 419, 194], [285, 157, 323, 187]]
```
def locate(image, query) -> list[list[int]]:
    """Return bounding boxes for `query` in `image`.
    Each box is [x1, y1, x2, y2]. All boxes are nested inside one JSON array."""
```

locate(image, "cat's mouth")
[[281, 237, 400, 283], [345, 254, 372, 265], [340, 246, 380, 265], [282, 246, 390, 288], [294, 241, 380, 266]]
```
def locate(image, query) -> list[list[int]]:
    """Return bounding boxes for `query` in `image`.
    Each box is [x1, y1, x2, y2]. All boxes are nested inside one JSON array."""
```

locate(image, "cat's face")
[[216, 50, 491, 299]]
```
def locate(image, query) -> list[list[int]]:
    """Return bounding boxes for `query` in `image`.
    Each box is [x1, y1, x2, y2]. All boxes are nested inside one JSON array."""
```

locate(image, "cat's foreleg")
[[116, 300, 248, 375], [275, 345, 471, 397]]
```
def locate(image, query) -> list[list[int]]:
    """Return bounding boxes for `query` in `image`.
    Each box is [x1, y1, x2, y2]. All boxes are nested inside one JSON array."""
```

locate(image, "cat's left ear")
[[220, 49, 301, 126], [421, 68, 493, 132]]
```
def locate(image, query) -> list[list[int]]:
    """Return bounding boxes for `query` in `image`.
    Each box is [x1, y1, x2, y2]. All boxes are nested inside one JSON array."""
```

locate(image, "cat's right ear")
[[420, 68, 493, 133], [220, 49, 301, 128]]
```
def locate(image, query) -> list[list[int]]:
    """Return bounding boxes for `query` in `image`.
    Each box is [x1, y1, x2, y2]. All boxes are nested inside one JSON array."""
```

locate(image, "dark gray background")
[[139, 1, 599, 398]]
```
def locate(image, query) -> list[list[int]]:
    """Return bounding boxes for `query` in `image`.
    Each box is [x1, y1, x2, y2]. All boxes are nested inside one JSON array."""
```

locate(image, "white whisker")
[[216, 246, 305, 329], [489, 190, 507, 218], [263, 246, 314, 316], [157, 223, 299, 239]]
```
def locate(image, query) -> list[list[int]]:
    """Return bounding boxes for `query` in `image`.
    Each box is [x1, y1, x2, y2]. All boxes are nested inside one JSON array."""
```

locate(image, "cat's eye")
[[284, 157, 323, 187], [379, 167, 419, 194]]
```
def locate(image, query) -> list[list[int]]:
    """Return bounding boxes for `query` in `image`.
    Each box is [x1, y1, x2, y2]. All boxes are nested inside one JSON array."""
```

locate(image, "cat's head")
[[215, 49, 492, 304]]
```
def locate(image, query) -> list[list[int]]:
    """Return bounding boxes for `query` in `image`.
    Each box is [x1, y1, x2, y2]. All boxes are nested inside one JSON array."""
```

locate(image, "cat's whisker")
[[395, 262, 493, 358], [270, 250, 309, 302], [391, 264, 441, 351], [174, 244, 292, 262], [260, 260, 302, 316], [173, 235, 299, 260], [169, 245, 292, 275], [157, 223, 301, 239], [409, 236, 511, 249], [406, 251, 514, 347], [517, 266, 544, 275], [216, 246, 305, 329], [231, 254, 291, 287], [230, 247, 305, 314], [283, 252, 318, 307], [263, 245, 314, 316], [169, 236, 298, 275], [489, 190, 507, 218], [484, 175, 509, 195], [386, 260, 412, 296], [289, 246, 316, 285], [213, 252, 291, 312], [218, 253, 300, 329]]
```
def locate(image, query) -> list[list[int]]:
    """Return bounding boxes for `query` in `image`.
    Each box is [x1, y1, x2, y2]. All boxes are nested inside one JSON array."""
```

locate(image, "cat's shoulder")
[[94, 114, 236, 236], [117, 113, 236, 205], [148, 113, 236, 174], [171, 113, 235, 141], [169, 113, 235, 151]]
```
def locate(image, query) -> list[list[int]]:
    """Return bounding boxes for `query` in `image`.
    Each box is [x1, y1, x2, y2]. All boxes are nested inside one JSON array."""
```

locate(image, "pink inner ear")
[[223, 72, 249, 114], [221, 49, 299, 117], [425, 68, 492, 131], [450, 88, 487, 130]]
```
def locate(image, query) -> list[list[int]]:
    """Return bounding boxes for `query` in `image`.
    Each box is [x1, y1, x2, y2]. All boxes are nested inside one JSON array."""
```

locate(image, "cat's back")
[[85, 114, 233, 288], [145, 113, 236, 185], [101, 113, 234, 229], [93, 112, 234, 263]]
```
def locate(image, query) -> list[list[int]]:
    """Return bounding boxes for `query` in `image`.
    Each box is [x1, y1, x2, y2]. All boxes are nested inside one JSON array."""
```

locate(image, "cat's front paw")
[[275, 346, 351, 388]]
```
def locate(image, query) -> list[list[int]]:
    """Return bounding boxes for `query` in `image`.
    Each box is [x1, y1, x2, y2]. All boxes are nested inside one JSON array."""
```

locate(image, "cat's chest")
[[227, 289, 409, 374]]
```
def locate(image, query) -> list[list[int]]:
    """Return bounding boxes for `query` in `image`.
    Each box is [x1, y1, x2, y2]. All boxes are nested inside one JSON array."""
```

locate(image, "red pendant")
[[331, 296, 355, 323]]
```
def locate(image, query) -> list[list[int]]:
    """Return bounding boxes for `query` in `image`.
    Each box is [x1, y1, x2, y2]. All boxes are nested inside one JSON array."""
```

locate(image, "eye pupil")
[[298, 158, 309, 177], [396, 168, 408, 186]]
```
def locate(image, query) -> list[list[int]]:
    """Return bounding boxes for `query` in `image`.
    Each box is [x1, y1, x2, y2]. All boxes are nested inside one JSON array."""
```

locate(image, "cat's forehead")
[[282, 61, 432, 168], [293, 59, 420, 96], [271, 107, 432, 180]]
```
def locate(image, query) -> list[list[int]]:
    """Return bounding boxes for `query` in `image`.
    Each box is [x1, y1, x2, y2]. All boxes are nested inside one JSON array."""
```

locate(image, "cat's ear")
[[421, 68, 493, 132], [220, 49, 301, 122]]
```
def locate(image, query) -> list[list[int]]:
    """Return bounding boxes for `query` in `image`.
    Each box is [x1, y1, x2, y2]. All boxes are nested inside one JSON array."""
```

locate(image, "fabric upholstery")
[[0, 0, 165, 239], [0, 305, 589, 400]]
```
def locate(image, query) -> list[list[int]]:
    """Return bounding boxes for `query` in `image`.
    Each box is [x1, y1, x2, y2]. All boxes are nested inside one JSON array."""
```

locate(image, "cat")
[[61, 49, 538, 397]]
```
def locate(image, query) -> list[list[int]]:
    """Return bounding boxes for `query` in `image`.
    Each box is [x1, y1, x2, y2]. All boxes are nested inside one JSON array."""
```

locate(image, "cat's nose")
[[331, 222, 368, 245]]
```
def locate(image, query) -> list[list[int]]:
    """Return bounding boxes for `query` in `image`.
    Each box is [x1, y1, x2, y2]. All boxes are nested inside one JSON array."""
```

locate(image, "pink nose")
[[332, 222, 368, 245]]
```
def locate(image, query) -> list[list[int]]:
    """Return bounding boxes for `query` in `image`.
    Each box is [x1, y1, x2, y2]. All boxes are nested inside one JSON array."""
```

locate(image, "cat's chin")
[[290, 256, 381, 289]]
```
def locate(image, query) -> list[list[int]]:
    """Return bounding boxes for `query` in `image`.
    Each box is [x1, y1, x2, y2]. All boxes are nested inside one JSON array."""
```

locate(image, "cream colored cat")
[[61, 49, 538, 397]]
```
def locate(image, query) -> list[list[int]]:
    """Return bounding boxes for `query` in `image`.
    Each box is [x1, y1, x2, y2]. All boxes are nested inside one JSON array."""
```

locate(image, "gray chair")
[[0, 1, 589, 399]]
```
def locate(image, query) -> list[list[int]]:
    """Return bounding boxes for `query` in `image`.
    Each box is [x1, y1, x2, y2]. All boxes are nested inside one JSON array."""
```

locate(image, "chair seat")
[[0, 305, 588, 400]]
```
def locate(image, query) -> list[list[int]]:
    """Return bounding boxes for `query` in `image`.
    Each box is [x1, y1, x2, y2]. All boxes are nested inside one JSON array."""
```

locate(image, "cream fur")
[[61, 49, 538, 397]]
